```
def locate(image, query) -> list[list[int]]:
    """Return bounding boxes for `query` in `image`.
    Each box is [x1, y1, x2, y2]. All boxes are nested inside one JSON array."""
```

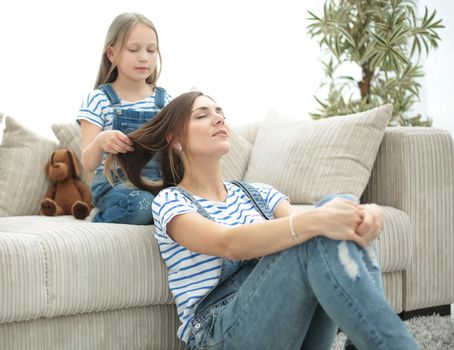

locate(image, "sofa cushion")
[[0, 114, 58, 216], [244, 104, 393, 204], [52, 122, 94, 185], [220, 129, 253, 180], [0, 216, 173, 323]]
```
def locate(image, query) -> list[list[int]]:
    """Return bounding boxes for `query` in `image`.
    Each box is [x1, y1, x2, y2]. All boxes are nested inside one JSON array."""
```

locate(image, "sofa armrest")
[[362, 127, 454, 311]]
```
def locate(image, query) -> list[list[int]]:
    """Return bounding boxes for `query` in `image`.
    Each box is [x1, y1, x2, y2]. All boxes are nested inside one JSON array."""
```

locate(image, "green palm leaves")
[[307, 0, 443, 125]]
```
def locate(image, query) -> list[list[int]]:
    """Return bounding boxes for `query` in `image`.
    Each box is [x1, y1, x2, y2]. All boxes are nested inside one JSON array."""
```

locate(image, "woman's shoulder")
[[152, 187, 199, 225], [226, 181, 286, 207], [226, 180, 275, 193], [153, 187, 196, 208]]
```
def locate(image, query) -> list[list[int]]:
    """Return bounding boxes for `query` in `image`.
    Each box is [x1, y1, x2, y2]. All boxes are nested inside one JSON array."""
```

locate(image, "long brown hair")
[[94, 12, 162, 89], [104, 91, 204, 195]]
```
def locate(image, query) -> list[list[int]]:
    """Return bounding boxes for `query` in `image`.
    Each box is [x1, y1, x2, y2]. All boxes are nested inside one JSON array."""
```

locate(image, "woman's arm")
[[275, 200, 384, 244], [80, 120, 134, 171], [166, 198, 367, 260]]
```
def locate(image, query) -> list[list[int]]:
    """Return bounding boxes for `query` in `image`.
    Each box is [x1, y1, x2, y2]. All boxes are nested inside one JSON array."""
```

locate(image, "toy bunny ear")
[[66, 149, 81, 178], [44, 152, 55, 177]]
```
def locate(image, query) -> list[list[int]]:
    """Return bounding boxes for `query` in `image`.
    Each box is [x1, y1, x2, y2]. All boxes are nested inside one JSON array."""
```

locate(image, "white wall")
[[0, 0, 322, 140], [0, 0, 452, 141], [419, 0, 454, 134]]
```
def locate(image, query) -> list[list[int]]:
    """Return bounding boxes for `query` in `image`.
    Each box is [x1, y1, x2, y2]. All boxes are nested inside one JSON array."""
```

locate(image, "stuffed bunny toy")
[[41, 149, 93, 220]]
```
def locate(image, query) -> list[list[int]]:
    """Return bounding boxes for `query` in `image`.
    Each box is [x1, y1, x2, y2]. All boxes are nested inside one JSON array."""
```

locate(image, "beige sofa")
[[0, 105, 453, 349]]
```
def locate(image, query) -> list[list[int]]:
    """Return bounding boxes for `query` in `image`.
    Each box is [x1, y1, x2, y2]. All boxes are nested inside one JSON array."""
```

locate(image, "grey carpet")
[[332, 314, 454, 349]]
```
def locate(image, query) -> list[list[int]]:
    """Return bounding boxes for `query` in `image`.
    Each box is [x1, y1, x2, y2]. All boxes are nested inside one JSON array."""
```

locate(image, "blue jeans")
[[186, 195, 418, 350], [91, 169, 157, 225]]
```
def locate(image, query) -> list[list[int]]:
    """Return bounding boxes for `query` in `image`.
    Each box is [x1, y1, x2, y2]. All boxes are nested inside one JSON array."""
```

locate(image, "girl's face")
[[184, 96, 230, 159], [109, 23, 158, 83]]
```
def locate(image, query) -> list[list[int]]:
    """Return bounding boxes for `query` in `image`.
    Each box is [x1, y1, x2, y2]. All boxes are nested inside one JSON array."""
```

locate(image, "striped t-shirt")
[[76, 87, 171, 168], [152, 181, 287, 342], [76, 87, 172, 130]]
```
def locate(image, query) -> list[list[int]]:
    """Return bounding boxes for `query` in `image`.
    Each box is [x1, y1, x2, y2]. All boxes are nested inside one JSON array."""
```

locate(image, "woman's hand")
[[316, 198, 368, 247], [95, 130, 134, 154], [356, 204, 384, 244]]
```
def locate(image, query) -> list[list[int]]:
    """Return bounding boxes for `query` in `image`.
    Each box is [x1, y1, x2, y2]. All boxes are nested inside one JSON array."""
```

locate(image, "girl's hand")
[[96, 130, 134, 154], [356, 204, 384, 244], [316, 198, 367, 247]]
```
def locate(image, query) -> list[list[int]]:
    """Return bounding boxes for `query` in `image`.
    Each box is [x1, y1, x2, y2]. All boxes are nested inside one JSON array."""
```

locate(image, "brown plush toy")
[[41, 149, 93, 220]]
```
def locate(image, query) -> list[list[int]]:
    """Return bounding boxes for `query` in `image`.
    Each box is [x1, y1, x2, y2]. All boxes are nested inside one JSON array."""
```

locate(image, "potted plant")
[[307, 0, 444, 126]]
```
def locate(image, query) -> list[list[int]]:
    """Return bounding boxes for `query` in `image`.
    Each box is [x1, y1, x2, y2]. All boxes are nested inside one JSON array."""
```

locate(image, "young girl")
[[105, 92, 418, 349], [77, 12, 171, 224]]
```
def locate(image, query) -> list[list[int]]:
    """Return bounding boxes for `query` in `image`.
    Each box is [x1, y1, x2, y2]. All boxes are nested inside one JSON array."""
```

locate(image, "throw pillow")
[[220, 130, 253, 180], [0, 115, 58, 216], [51, 122, 93, 185], [243, 104, 393, 204]]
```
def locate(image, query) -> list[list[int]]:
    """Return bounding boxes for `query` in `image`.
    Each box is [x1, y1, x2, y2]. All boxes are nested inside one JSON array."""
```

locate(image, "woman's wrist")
[[289, 214, 301, 244], [290, 211, 320, 243]]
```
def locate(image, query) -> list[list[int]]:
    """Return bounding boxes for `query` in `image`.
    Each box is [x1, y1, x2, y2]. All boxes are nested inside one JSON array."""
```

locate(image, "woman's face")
[[184, 95, 230, 159]]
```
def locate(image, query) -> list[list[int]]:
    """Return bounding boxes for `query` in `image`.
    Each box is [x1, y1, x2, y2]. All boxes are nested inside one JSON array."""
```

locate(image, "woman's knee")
[[313, 237, 375, 282]]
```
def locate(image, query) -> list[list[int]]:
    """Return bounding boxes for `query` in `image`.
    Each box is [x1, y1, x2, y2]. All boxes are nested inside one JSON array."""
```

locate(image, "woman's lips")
[[213, 130, 228, 137]]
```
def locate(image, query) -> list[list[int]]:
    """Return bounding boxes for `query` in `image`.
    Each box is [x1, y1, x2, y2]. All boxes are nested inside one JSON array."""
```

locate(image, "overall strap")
[[229, 180, 274, 220], [172, 187, 214, 221], [99, 84, 121, 105], [154, 87, 166, 109]]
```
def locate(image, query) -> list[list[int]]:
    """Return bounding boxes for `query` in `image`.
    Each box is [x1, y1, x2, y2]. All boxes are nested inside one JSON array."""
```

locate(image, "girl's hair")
[[94, 12, 162, 89], [104, 91, 205, 195]]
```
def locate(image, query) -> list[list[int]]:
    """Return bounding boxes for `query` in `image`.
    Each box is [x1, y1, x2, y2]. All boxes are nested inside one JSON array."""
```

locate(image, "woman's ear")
[[171, 141, 183, 152], [167, 135, 183, 152]]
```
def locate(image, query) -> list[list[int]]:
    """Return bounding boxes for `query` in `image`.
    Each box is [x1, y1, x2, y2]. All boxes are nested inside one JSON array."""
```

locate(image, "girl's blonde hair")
[[94, 12, 162, 89], [104, 91, 206, 195]]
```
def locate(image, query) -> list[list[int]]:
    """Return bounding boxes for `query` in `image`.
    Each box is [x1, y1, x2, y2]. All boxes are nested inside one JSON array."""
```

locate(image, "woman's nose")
[[214, 114, 224, 125]]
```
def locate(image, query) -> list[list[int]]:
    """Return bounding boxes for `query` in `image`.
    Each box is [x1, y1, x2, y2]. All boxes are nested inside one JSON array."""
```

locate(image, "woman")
[[105, 91, 418, 349]]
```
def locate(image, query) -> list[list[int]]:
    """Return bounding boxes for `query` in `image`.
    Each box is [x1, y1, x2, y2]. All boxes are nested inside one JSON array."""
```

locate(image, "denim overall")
[[178, 189, 418, 350], [90, 84, 166, 224]]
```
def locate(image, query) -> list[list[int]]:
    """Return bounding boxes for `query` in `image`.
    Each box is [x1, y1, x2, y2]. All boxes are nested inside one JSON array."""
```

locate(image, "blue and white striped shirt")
[[76, 87, 172, 130], [152, 181, 287, 342], [76, 87, 171, 168]]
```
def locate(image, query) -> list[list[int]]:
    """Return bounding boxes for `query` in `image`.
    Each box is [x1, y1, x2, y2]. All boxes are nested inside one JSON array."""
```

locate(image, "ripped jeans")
[[186, 195, 418, 350]]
